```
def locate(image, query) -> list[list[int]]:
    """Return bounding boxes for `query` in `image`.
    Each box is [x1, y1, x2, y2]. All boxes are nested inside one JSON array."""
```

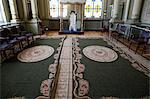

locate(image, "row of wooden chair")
[[0, 25, 34, 62], [110, 23, 150, 55]]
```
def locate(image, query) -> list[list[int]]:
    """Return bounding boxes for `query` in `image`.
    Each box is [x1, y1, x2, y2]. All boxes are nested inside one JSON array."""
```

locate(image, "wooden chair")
[[111, 23, 121, 40], [17, 25, 34, 45], [1, 28, 22, 53], [9, 26, 29, 49], [0, 42, 14, 61], [128, 27, 145, 53], [0, 29, 14, 60], [138, 30, 150, 54], [141, 37, 150, 55]]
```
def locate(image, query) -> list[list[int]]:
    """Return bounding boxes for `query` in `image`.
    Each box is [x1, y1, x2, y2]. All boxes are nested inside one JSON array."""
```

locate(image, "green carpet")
[[79, 38, 149, 98], [1, 38, 60, 98]]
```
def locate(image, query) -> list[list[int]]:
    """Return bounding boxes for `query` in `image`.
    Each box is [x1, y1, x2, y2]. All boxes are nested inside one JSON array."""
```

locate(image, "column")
[[109, 0, 120, 23], [8, 0, 19, 22], [29, 0, 40, 34], [0, 0, 10, 22], [60, 3, 63, 32], [107, 0, 113, 19], [131, 0, 142, 21], [22, 0, 28, 20], [123, 0, 130, 22], [74, 4, 78, 13], [38, 0, 45, 19], [31, 0, 38, 19], [44, 0, 50, 19], [102, 0, 107, 19], [113, 0, 119, 19], [75, 4, 78, 30], [81, 4, 84, 32], [42, 0, 50, 29]]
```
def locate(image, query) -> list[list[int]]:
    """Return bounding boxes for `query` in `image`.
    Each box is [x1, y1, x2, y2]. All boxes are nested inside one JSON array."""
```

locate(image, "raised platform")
[[59, 30, 84, 35]]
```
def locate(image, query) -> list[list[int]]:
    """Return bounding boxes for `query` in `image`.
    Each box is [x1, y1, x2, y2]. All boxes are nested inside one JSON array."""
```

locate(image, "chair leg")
[[135, 44, 140, 54], [129, 42, 132, 49], [12, 46, 15, 55], [0, 51, 4, 62], [115, 34, 119, 42], [27, 37, 30, 46], [142, 45, 146, 55], [122, 37, 125, 44], [21, 39, 26, 49], [19, 42, 23, 50], [31, 36, 34, 44], [3, 50, 8, 60]]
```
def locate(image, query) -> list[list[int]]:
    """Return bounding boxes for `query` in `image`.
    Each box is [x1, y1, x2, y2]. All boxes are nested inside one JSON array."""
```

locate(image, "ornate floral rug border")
[[72, 38, 91, 99], [36, 37, 65, 99]]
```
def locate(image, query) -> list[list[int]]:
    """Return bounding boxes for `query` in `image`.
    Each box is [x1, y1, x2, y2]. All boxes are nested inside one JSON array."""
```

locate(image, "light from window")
[[85, 0, 102, 18], [0, 10, 3, 22], [50, 0, 68, 18], [0, 0, 4, 23]]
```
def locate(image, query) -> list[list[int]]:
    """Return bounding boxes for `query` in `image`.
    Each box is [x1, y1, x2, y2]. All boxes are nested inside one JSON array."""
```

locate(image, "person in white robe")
[[69, 11, 77, 31]]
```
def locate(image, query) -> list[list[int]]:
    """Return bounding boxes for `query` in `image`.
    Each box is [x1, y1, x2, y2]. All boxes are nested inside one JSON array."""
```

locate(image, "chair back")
[[17, 25, 27, 34], [0, 28, 10, 37], [130, 27, 142, 40], [115, 23, 120, 32], [109, 23, 118, 31], [125, 25, 132, 38], [119, 24, 127, 34], [18, 25, 25, 31], [140, 30, 150, 44], [0, 28, 11, 43], [9, 26, 19, 34]]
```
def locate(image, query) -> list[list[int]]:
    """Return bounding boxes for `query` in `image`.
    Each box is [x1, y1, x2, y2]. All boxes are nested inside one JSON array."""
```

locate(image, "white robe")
[[69, 13, 77, 31]]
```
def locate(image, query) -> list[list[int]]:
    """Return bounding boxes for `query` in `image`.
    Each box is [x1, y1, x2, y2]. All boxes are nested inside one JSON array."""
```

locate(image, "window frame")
[[49, 0, 68, 18], [84, 0, 103, 19]]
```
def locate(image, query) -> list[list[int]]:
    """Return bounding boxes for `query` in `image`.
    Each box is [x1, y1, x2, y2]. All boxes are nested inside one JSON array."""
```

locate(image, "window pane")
[[0, 1, 4, 22], [58, 4, 67, 17], [50, 0, 68, 18], [63, 5, 67, 17], [93, 0, 102, 18], [50, 0, 59, 17], [0, 10, 3, 22], [85, 0, 102, 18], [85, 0, 93, 18]]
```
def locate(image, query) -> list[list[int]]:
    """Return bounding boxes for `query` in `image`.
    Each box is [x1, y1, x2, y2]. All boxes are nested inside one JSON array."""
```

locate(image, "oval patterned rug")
[[83, 45, 118, 62], [17, 45, 54, 62]]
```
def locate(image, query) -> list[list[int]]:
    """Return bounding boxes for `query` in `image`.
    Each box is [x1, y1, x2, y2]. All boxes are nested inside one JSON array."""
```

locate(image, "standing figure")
[[69, 11, 77, 31]]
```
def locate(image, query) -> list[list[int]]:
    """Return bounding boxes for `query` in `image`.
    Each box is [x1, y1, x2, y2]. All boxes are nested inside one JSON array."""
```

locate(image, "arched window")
[[49, 0, 68, 18], [85, 0, 102, 18]]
